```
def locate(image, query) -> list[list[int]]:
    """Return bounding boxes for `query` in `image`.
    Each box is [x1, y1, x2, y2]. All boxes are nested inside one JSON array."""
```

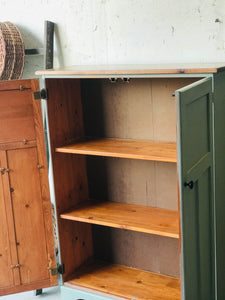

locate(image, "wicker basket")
[[0, 21, 25, 80]]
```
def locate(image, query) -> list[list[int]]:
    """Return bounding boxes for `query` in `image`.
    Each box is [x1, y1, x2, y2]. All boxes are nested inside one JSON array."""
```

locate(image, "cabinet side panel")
[[45, 79, 92, 280], [213, 73, 225, 300], [46, 79, 85, 148]]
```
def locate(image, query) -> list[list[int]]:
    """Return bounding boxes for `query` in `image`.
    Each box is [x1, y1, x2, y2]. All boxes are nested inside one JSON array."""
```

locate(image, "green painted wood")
[[176, 77, 214, 300], [212, 72, 225, 300]]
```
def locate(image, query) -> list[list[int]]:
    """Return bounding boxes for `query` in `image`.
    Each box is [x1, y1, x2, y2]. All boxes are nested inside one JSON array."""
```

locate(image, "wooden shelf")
[[56, 138, 177, 163], [60, 201, 179, 238], [65, 261, 181, 300]]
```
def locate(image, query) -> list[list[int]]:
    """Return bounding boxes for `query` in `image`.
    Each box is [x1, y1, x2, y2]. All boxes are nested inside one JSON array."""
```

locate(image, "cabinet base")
[[61, 286, 124, 300]]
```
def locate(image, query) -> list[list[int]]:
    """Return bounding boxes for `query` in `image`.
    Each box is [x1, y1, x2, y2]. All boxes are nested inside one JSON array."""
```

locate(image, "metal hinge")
[[50, 264, 65, 276], [33, 89, 48, 100], [11, 264, 21, 269], [0, 168, 10, 175]]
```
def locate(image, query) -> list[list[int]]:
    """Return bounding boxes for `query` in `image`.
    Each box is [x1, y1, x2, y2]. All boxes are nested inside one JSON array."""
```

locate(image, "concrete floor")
[[1, 287, 61, 300]]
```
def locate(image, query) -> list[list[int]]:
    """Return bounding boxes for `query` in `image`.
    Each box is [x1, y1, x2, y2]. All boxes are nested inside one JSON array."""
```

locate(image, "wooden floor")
[[65, 261, 181, 300], [56, 138, 177, 163], [60, 201, 179, 238]]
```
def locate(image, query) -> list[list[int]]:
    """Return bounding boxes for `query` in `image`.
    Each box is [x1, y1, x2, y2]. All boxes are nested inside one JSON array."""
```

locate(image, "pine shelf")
[[55, 138, 177, 163], [60, 201, 179, 239], [65, 261, 181, 300]]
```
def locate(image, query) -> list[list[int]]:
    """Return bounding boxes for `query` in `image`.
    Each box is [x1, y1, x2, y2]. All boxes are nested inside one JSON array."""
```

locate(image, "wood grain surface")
[[0, 79, 58, 295], [45, 78, 93, 280], [56, 138, 177, 162], [7, 147, 50, 284], [61, 201, 179, 238], [36, 63, 225, 76], [66, 260, 181, 300], [0, 154, 14, 290], [0, 85, 36, 144]]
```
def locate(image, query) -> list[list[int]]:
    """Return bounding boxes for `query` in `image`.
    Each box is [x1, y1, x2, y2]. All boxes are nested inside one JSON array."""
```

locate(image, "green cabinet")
[[37, 64, 224, 300], [2, 64, 225, 300]]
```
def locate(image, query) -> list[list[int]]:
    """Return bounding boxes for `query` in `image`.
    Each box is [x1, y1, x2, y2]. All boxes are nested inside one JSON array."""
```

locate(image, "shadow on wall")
[[17, 22, 64, 79], [17, 24, 43, 79], [54, 23, 64, 68]]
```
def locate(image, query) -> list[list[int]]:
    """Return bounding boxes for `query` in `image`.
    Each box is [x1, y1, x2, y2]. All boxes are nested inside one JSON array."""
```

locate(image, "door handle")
[[184, 181, 194, 189]]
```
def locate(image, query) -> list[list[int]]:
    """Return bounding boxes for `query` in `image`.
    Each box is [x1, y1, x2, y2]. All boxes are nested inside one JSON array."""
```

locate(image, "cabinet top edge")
[[35, 63, 225, 77]]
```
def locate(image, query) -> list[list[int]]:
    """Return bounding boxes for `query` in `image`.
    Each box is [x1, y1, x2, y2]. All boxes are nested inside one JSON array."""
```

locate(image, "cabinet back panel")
[[87, 157, 178, 210], [93, 226, 180, 278], [80, 78, 187, 280], [81, 78, 197, 142], [7, 147, 49, 284]]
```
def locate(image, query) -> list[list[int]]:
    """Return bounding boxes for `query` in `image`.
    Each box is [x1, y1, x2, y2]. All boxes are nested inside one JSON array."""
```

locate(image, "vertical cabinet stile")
[[0, 150, 20, 288]]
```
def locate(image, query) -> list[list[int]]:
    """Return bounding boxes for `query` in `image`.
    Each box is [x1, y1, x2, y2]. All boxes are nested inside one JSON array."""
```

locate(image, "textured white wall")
[[1, 0, 225, 78]]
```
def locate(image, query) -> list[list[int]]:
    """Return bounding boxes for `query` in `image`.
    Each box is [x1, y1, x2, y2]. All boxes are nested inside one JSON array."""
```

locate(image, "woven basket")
[[0, 22, 25, 80], [0, 26, 6, 78]]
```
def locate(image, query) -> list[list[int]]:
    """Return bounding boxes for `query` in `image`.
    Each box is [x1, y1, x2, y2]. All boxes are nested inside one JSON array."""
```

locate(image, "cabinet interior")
[[47, 77, 199, 300]]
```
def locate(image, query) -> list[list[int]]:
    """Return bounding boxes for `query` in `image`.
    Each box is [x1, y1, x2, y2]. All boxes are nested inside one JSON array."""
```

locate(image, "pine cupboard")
[[1, 63, 225, 300]]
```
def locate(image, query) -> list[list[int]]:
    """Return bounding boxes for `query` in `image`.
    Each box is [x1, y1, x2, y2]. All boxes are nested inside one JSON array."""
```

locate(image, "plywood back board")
[[93, 226, 180, 278], [87, 157, 178, 210], [82, 78, 198, 142]]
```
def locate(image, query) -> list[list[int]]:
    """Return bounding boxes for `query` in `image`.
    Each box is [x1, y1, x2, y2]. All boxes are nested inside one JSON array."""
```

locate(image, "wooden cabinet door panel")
[[0, 81, 36, 144], [0, 150, 21, 290], [0, 79, 58, 296], [177, 77, 214, 300], [7, 146, 50, 284]]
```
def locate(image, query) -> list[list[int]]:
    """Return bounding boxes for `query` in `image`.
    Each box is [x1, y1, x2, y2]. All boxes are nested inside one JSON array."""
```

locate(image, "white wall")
[[1, 0, 225, 78]]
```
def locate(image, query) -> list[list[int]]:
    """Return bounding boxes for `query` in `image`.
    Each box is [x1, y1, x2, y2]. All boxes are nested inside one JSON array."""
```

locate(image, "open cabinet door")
[[176, 77, 214, 300], [0, 80, 58, 296]]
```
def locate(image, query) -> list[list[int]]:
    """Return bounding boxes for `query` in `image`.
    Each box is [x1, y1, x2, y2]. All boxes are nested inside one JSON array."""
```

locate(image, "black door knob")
[[184, 181, 194, 189]]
